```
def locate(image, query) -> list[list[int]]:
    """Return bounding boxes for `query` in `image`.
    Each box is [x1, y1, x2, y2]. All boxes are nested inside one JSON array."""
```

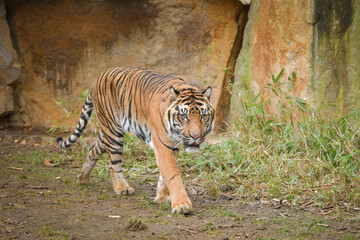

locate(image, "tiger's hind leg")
[[154, 174, 171, 204], [78, 132, 106, 184], [103, 130, 135, 195]]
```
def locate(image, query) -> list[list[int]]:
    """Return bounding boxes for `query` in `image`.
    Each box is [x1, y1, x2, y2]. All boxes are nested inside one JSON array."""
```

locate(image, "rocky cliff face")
[[233, 0, 360, 120], [0, 0, 22, 126], [232, 0, 313, 118], [2, 0, 243, 128], [1, 0, 359, 129], [310, 0, 360, 115]]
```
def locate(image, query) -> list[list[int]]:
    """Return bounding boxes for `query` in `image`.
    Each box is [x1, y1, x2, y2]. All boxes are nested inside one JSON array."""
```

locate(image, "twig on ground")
[[8, 167, 23, 171]]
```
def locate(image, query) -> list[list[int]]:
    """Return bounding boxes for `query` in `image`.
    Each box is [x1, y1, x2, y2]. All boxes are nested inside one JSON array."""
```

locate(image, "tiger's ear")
[[169, 86, 180, 101], [202, 86, 212, 100]]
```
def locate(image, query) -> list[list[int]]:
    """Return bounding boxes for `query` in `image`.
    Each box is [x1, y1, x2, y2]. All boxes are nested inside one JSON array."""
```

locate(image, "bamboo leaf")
[[250, 92, 262, 104], [275, 68, 284, 83], [295, 99, 308, 112], [271, 87, 278, 96], [294, 97, 306, 104]]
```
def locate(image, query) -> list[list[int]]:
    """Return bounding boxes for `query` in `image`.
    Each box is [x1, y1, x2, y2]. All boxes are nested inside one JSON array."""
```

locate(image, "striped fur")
[[56, 93, 93, 148], [56, 67, 215, 213]]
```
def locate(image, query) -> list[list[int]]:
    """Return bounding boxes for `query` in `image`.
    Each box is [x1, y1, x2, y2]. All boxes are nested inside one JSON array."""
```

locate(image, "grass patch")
[[222, 209, 243, 220], [43, 69, 359, 210], [342, 235, 358, 240], [125, 216, 147, 231], [175, 70, 359, 209], [97, 193, 110, 200], [0, 204, 17, 210], [202, 222, 216, 231], [159, 203, 171, 211], [39, 226, 70, 239]]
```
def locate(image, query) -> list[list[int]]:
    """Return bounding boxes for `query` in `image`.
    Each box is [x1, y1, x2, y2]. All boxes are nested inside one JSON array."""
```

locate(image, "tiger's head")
[[166, 85, 215, 153]]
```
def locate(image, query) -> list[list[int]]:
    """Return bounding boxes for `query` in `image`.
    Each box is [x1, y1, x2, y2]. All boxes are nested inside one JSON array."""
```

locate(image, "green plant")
[[45, 69, 360, 209], [48, 89, 97, 136], [178, 69, 359, 208], [202, 222, 216, 231], [264, 69, 308, 121], [125, 216, 147, 231], [198, 44, 233, 85], [39, 226, 70, 238]]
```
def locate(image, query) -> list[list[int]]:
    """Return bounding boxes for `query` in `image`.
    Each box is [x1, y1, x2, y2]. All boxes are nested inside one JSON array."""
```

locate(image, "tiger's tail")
[[56, 91, 93, 148]]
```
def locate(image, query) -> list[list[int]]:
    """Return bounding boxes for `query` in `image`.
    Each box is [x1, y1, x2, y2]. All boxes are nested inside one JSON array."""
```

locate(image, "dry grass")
[[125, 216, 147, 231]]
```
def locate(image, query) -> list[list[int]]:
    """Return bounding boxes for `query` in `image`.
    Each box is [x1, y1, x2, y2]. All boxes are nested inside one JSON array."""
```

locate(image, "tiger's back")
[[92, 67, 184, 147]]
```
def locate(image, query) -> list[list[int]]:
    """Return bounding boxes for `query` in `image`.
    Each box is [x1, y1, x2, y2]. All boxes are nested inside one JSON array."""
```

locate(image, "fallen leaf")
[[44, 159, 51, 167]]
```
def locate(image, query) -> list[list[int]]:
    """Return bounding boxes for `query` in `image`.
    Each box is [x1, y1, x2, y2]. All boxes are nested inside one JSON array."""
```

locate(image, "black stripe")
[[111, 159, 122, 165], [156, 132, 178, 151], [107, 149, 123, 155]]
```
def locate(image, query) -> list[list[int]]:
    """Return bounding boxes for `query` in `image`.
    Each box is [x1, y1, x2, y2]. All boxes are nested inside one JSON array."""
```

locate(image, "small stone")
[[219, 184, 231, 192], [218, 194, 232, 201]]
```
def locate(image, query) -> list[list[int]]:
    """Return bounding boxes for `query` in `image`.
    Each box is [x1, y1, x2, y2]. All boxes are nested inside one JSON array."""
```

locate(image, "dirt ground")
[[0, 128, 359, 240]]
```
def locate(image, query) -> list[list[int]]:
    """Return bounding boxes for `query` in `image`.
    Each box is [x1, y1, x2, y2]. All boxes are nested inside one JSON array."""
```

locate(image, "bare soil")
[[0, 128, 359, 240]]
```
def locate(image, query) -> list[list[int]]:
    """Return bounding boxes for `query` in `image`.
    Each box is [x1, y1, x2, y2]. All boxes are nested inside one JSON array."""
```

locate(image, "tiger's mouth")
[[184, 142, 200, 153], [187, 142, 199, 146]]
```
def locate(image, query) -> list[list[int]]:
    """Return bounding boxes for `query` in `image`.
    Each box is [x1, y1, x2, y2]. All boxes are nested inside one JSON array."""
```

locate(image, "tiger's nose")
[[190, 133, 200, 140]]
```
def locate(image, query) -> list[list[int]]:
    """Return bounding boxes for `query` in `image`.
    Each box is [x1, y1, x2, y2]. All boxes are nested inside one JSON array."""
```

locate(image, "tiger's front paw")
[[171, 196, 193, 214], [114, 185, 135, 195]]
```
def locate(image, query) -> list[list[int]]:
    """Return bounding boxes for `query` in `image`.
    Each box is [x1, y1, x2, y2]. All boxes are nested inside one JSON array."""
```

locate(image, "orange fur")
[[57, 67, 215, 213]]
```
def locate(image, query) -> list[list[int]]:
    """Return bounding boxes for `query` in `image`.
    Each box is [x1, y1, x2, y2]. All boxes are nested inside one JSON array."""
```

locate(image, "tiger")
[[56, 67, 215, 213]]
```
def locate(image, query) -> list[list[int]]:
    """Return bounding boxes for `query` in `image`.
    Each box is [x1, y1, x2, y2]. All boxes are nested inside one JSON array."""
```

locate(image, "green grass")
[[221, 209, 243, 220], [174, 70, 359, 209], [174, 107, 359, 208], [45, 70, 359, 210], [202, 222, 216, 231], [342, 235, 358, 240], [44, 104, 360, 211], [125, 216, 147, 231], [39, 226, 70, 239]]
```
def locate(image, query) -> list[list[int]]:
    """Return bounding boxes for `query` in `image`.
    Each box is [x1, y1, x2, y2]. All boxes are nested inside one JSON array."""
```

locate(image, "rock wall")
[[3, 0, 243, 128], [2, 0, 359, 129], [0, 0, 21, 126], [310, 0, 360, 115], [232, 0, 360, 121], [232, 0, 313, 118], [214, 4, 249, 130]]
